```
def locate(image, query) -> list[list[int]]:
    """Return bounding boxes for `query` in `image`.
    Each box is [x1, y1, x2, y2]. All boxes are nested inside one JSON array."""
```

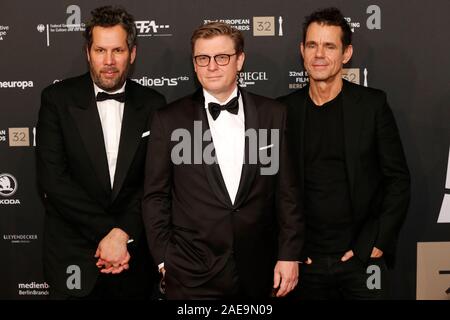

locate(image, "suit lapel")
[[193, 90, 233, 207], [233, 89, 258, 209], [68, 73, 111, 196], [111, 81, 147, 200], [193, 89, 231, 207], [296, 89, 307, 195], [342, 80, 363, 203]]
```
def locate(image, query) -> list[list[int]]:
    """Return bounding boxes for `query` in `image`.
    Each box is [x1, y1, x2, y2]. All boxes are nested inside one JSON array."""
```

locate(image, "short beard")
[[90, 63, 130, 92]]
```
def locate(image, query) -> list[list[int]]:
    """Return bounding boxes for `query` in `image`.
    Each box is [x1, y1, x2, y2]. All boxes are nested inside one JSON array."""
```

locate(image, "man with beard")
[[36, 6, 166, 299]]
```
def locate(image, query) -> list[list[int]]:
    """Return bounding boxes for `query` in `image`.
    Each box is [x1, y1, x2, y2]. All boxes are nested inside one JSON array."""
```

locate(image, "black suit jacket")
[[278, 80, 410, 267], [36, 73, 166, 297], [142, 88, 304, 298]]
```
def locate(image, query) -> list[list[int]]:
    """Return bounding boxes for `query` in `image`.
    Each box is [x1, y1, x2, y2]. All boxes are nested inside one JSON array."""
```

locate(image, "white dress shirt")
[[94, 82, 125, 188], [204, 87, 245, 205], [159, 87, 245, 272]]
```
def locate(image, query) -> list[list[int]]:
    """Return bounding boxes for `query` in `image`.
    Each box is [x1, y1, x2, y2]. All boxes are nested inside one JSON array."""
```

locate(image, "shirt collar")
[[93, 81, 126, 97], [203, 87, 238, 109]]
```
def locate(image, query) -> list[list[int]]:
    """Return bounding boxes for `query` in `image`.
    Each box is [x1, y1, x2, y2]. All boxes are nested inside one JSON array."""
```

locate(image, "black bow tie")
[[96, 91, 126, 103], [208, 93, 240, 121]]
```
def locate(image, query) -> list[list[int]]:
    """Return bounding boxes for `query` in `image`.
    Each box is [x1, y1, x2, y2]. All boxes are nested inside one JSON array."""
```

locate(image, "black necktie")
[[96, 91, 126, 103], [208, 93, 240, 120]]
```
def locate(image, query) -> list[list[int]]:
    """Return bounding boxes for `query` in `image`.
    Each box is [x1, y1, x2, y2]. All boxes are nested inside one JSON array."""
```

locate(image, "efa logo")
[[0, 173, 17, 197], [135, 20, 171, 36]]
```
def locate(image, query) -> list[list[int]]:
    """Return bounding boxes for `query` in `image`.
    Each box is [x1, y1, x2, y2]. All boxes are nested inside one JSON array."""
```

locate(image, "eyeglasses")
[[194, 53, 237, 67]]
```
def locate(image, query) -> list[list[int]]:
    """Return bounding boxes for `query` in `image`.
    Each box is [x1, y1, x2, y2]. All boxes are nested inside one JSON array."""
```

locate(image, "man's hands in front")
[[95, 228, 130, 274], [340, 247, 384, 262], [273, 261, 299, 297], [300, 247, 384, 265]]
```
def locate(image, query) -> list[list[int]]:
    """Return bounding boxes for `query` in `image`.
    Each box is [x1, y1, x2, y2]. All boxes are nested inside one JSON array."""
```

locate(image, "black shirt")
[[303, 92, 354, 255]]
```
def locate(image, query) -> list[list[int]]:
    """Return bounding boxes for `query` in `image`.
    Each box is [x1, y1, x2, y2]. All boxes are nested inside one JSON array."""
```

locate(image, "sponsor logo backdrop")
[[0, 0, 449, 299]]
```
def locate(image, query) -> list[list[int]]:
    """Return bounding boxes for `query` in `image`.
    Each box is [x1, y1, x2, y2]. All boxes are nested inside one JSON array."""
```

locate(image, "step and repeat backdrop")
[[0, 0, 449, 299]]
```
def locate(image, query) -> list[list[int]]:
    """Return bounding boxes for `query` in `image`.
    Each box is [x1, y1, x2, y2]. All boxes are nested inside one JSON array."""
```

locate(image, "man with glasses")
[[142, 22, 304, 299]]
